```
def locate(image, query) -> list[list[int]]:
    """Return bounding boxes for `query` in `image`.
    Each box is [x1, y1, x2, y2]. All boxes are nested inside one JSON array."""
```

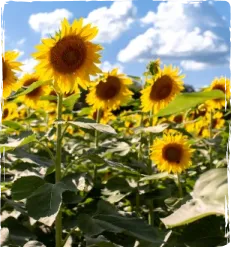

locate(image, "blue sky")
[[3, 0, 230, 89]]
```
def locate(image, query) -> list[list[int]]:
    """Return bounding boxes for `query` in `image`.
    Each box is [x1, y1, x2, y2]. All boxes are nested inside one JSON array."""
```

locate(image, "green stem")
[[177, 173, 183, 199], [148, 109, 154, 226], [55, 93, 63, 247], [36, 141, 55, 163], [136, 113, 144, 217], [93, 109, 101, 183], [209, 110, 213, 168]]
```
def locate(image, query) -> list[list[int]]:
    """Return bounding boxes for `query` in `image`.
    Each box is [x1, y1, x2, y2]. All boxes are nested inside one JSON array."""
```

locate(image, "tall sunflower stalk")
[[55, 92, 63, 247], [32, 18, 103, 247], [94, 108, 101, 183], [148, 108, 154, 226]]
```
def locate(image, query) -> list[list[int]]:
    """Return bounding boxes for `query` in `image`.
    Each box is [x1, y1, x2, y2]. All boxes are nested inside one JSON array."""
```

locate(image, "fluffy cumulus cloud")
[[118, 2, 229, 70], [99, 61, 124, 73], [85, 0, 136, 43], [16, 38, 26, 46], [17, 58, 38, 78], [28, 9, 73, 37]]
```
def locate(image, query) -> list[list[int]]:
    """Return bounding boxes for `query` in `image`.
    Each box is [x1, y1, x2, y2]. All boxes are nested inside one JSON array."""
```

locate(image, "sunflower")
[[150, 130, 193, 174], [204, 77, 230, 110], [146, 58, 161, 76], [169, 113, 184, 124], [32, 18, 103, 94], [89, 108, 116, 124], [184, 104, 208, 135], [1, 102, 18, 121], [141, 65, 185, 114], [16, 73, 51, 109], [199, 111, 225, 138], [86, 68, 133, 110], [2, 51, 22, 99]]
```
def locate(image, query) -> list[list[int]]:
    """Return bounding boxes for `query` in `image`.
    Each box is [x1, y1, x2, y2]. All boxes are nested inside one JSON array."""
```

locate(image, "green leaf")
[[12, 176, 45, 200], [161, 168, 228, 228], [192, 168, 228, 206], [139, 172, 174, 182], [157, 90, 225, 117], [23, 241, 46, 247], [161, 199, 226, 228], [26, 182, 67, 221], [94, 214, 164, 244], [0, 134, 37, 153], [40, 95, 57, 101], [2, 121, 25, 131], [9, 80, 52, 98], [63, 93, 80, 110], [68, 121, 117, 134], [76, 214, 106, 236], [128, 75, 142, 81], [133, 123, 169, 134]]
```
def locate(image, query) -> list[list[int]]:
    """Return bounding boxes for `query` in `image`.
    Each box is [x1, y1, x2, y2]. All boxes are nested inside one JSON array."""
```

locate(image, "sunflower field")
[[1, 18, 230, 247]]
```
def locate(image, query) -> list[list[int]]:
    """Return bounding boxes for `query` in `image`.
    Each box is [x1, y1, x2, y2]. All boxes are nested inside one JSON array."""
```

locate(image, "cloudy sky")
[[3, 0, 230, 89]]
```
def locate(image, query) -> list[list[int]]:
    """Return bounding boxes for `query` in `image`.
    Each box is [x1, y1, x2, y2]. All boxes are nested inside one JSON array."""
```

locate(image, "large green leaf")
[[2, 121, 25, 131], [26, 182, 68, 221], [68, 120, 117, 134], [161, 199, 226, 228], [192, 168, 231, 205], [12, 176, 45, 200], [9, 80, 52, 99], [63, 93, 80, 110], [0, 134, 37, 153], [157, 90, 225, 117], [133, 123, 169, 134], [161, 168, 228, 228]]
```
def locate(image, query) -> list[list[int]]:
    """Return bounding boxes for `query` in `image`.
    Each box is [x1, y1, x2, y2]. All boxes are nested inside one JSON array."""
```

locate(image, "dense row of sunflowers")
[[1, 18, 229, 247]]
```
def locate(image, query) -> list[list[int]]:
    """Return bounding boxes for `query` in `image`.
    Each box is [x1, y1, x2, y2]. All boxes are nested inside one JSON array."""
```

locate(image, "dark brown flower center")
[[50, 35, 87, 74], [96, 76, 121, 100], [27, 87, 42, 98], [163, 144, 182, 163], [212, 84, 226, 102], [23, 78, 38, 87], [150, 75, 173, 101], [174, 114, 183, 123], [3, 108, 9, 119]]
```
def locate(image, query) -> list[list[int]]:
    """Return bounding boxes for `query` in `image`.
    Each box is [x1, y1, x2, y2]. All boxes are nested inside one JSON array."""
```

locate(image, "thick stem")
[[55, 93, 63, 247], [93, 109, 101, 182], [148, 109, 154, 226], [177, 173, 183, 199], [136, 113, 144, 217], [209, 110, 213, 168]]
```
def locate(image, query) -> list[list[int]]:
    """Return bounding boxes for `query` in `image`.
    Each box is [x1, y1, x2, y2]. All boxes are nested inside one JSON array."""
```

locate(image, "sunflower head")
[[146, 58, 161, 76], [2, 51, 22, 99], [150, 130, 193, 174], [1, 102, 18, 121], [204, 77, 230, 110], [141, 65, 185, 114], [86, 68, 133, 110], [33, 18, 103, 94], [17, 73, 51, 109], [89, 108, 116, 124]]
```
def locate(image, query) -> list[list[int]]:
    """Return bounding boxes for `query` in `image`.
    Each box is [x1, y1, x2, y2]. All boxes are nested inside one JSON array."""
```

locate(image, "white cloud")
[[16, 38, 26, 46], [99, 61, 124, 73], [85, 1, 136, 43], [117, 2, 229, 69], [17, 58, 38, 78], [180, 60, 209, 70], [13, 49, 24, 58], [192, 2, 201, 8], [29, 9, 73, 37]]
